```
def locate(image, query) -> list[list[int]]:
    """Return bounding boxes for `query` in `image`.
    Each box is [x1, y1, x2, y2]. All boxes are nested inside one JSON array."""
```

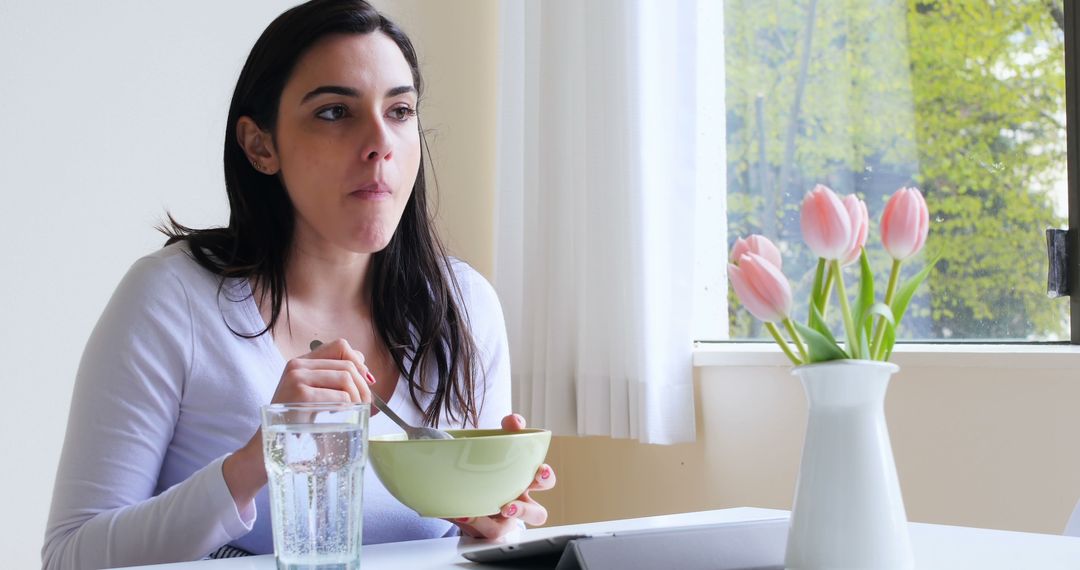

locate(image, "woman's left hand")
[[450, 413, 556, 539]]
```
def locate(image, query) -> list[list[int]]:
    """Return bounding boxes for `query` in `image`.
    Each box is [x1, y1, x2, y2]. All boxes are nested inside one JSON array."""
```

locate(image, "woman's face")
[[271, 32, 421, 255]]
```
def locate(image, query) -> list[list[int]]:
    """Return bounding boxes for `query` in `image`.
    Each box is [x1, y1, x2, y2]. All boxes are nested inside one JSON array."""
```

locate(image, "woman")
[[42, 1, 554, 568]]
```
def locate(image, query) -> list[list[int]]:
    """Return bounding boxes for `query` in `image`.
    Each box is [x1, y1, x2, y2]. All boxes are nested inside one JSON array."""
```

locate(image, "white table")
[[119, 507, 1080, 569]]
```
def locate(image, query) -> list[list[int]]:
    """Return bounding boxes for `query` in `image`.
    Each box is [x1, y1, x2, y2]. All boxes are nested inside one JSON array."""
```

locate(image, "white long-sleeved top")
[[42, 243, 511, 570]]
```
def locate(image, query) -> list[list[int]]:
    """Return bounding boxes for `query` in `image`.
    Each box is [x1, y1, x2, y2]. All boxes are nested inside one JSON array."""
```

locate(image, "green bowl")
[[368, 428, 551, 518]]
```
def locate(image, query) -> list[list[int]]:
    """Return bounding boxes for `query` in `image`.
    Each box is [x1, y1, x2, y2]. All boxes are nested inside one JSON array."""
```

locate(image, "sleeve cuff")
[[205, 454, 257, 539]]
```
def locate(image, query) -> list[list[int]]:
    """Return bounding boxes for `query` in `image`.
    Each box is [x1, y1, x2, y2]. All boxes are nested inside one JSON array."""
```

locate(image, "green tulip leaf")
[[809, 302, 840, 346], [883, 323, 896, 361], [793, 320, 849, 362], [853, 249, 875, 355], [890, 253, 941, 328], [884, 252, 942, 359], [858, 329, 871, 362], [875, 307, 897, 361], [864, 302, 895, 325]]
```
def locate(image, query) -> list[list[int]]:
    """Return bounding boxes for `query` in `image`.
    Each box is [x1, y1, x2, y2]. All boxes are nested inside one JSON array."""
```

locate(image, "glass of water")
[[262, 402, 369, 570]]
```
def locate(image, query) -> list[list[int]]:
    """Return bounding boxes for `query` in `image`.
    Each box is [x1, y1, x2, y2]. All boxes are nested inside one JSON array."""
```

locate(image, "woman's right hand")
[[270, 338, 375, 405], [223, 338, 374, 509]]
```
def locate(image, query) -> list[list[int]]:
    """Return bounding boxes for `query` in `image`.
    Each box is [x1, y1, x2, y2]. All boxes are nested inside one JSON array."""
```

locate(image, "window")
[[711, 0, 1070, 342]]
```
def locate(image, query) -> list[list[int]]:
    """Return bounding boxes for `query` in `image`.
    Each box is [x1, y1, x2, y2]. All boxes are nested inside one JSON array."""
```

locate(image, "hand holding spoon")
[[309, 339, 453, 440]]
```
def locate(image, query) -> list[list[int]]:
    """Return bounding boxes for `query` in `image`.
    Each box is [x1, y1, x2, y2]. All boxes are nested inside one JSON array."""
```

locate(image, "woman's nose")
[[361, 120, 393, 162]]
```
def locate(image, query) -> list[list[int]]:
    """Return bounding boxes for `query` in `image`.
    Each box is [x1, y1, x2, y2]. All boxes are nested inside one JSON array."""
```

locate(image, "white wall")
[[0, 1, 499, 566], [0, 2, 294, 563]]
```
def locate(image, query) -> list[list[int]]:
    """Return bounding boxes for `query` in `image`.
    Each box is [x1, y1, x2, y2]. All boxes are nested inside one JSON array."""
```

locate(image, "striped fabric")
[[206, 544, 253, 559]]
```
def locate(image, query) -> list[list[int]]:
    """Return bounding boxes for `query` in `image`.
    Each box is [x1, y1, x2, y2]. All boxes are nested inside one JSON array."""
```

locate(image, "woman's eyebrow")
[[301, 84, 416, 103], [385, 85, 417, 98], [301, 85, 358, 102]]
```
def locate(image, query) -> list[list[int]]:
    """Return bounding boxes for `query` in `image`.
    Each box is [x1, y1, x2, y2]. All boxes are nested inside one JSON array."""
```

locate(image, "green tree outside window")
[[725, 0, 1067, 340]]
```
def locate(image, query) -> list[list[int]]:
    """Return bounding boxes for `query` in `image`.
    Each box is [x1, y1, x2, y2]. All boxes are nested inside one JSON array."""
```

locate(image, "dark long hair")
[[161, 0, 480, 428]]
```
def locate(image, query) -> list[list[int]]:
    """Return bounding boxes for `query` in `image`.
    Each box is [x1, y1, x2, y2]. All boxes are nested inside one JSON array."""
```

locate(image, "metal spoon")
[[309, 340, 453, 440]]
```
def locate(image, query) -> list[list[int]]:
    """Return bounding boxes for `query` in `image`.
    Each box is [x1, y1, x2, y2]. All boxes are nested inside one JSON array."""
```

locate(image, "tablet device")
[[462, 533, 591, 564], [461, 517, 788, 569]]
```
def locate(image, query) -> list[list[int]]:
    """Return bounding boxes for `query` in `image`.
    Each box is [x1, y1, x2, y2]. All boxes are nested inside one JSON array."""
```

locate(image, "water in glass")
[[263, 404, 367, 570]]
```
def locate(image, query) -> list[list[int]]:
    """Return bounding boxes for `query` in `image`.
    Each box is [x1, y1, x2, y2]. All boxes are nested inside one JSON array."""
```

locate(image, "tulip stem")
[[783, 318, 809, 362], [810, 258, 834, 323], [830, 260, 860, 359], [810, 259, 827, 323], [766, 322, 802, 365], [871, 259, 903, 360], [821, 268, 835, 319]]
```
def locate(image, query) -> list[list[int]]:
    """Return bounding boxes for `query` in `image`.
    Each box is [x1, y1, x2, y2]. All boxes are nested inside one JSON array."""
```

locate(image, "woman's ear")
[[236, 116, 280, 175]]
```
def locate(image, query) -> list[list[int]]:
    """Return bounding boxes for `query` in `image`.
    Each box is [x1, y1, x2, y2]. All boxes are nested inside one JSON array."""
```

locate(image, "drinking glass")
[[262, 402, 369, 570]]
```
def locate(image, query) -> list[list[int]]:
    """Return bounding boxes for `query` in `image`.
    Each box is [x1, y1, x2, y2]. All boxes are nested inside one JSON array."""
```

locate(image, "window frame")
[[1066, 0, 1080, 343]]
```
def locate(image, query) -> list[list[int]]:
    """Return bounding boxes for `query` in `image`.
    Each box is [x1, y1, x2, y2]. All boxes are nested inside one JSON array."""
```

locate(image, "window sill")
[[693, 342, 1080, 369]]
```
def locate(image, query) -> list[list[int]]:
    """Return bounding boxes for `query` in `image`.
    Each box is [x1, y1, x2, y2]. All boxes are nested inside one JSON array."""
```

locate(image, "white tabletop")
[[118, 507, 1080, 570]]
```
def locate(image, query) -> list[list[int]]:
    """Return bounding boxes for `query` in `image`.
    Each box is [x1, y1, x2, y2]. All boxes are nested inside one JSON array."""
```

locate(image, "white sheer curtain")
[[493, 0, 723, 444]]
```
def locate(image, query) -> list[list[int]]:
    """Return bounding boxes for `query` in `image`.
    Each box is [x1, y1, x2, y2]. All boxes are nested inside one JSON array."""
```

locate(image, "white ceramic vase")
[[784, 360, 913, 570]]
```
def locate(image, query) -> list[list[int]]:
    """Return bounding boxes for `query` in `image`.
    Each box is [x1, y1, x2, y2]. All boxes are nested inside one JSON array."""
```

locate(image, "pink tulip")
[[881, 187, 930, 261], [730, 234, 783, 269], [840, 195, 869, 266], [800, 185, 852, 260], [728, 253, 793, 323]]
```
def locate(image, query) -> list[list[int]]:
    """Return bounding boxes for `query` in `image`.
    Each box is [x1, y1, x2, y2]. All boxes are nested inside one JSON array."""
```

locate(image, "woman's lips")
[[349, 182, 392, 201]]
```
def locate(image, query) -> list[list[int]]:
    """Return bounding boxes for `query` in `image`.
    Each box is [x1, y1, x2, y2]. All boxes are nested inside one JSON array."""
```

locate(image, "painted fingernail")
[[365, 371, 377, 385], [503, 503, 519, 518], [454, 517, 472, 523], [540, 466, 552, 480]]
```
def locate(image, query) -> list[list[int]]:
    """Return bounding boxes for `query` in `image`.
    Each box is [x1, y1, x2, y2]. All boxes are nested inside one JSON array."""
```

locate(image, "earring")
[[251, 161, 263, 172]]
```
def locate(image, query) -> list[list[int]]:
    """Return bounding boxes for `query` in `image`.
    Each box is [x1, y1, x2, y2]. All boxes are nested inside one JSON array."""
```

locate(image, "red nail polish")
[[455, 517, 471, 523], [505, 503, 518, 517], [540, 467, 551, 480], [365, 371, 377, 385]]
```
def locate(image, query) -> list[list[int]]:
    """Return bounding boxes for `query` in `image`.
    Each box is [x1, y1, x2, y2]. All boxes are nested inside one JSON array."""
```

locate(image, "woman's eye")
[[390, 105, 417, 122], [316, 105, 348, 121]]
